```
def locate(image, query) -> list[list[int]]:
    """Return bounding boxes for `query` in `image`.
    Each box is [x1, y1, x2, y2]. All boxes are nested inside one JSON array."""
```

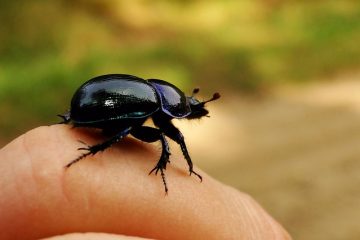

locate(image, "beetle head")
[[186, 88, 220, 119]]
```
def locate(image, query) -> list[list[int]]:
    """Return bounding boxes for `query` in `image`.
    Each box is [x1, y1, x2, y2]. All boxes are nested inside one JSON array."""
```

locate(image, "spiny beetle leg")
[[65, 127, 131, 169]]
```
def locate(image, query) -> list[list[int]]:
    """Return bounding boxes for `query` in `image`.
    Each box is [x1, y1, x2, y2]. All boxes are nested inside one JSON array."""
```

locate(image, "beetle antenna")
[[191, 88, 200, 97], [202, 92, 221, 105]]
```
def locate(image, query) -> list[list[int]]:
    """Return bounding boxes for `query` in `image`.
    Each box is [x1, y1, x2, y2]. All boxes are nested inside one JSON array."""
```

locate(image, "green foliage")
[[1, 0, 360, 139]]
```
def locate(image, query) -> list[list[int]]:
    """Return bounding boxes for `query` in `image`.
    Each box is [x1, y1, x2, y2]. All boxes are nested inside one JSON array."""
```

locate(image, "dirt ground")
[[176, 73, 360, 240]]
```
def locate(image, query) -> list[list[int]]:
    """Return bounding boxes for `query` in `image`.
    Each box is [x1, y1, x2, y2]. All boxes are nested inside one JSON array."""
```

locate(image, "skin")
[[0, 125, 291, 240]]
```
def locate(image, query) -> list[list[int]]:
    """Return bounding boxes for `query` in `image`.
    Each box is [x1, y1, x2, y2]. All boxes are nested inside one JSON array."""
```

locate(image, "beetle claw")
[[65, 151, 92, 168], [190, 170, 203, 182], [149, 165, 168, 193], [149, 165, 161, 175]]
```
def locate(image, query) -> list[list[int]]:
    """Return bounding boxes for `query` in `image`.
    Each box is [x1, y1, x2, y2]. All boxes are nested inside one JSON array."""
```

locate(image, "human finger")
[[0, 125, 291, 239]]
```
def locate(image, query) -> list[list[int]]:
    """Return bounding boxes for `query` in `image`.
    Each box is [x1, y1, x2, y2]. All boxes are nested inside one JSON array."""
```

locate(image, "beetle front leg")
[[158, 121, 202, 182], [174, 132, 202, 181], [65, 127, 132, 168]]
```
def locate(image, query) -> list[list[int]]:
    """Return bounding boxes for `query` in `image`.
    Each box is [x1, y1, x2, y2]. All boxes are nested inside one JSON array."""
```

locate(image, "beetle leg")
[[65, 127, 132, 168], [57, 110, 71, 124], [148, 134, 170, 194], [131, 127, 170, 193], [156, 121, 202, 182]]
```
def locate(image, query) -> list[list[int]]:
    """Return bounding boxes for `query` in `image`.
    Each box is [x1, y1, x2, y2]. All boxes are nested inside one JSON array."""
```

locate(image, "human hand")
[[0, 125, 291, 239]]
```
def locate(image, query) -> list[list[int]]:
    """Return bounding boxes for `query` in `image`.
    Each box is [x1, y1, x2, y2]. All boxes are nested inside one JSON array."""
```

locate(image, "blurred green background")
[[1, 1, 360, 239]]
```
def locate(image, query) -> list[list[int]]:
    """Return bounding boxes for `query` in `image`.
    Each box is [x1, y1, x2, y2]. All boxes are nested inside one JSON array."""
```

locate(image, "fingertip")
[[221, 185, 292, 239]]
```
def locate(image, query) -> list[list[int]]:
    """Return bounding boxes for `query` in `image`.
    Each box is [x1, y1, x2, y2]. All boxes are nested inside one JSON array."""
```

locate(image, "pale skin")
[[0, 125, 291, 239]]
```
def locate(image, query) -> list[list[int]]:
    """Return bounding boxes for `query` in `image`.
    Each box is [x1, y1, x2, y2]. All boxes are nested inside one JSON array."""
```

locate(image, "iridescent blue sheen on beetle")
[[59, 74, 220, 193]]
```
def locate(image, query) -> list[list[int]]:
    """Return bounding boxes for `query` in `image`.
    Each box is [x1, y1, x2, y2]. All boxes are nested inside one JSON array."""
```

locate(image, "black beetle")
[[59, 74, 220, 193]]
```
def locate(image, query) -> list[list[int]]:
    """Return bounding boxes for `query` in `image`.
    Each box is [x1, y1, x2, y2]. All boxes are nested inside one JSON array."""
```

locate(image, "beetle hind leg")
[[65, 127, 132, 168]]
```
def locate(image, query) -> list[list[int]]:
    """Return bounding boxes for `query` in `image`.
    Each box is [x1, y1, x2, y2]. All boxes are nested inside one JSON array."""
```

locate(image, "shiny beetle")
[[59, 74, 220, 193]]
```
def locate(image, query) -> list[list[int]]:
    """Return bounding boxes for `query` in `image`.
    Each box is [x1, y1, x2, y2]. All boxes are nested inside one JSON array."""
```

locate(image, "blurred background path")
[[178, 72, 360, 240]]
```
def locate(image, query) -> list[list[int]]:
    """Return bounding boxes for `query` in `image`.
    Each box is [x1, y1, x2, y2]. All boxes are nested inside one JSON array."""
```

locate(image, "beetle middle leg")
[[155, 120, 202, 182], [65, 127, 132, 168], [131, 126, 170, 193]]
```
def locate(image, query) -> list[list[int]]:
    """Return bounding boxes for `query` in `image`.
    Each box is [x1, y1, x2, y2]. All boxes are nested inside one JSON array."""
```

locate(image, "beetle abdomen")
[[70, 74, 159, 123]]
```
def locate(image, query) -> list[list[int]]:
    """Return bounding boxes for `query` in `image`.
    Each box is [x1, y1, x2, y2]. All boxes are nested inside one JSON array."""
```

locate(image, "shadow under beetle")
[[59, 74, 220, 193]]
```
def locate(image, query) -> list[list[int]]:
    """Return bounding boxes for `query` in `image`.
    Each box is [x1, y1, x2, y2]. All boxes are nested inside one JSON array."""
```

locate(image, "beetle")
[[58, 74, 220, 193]]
